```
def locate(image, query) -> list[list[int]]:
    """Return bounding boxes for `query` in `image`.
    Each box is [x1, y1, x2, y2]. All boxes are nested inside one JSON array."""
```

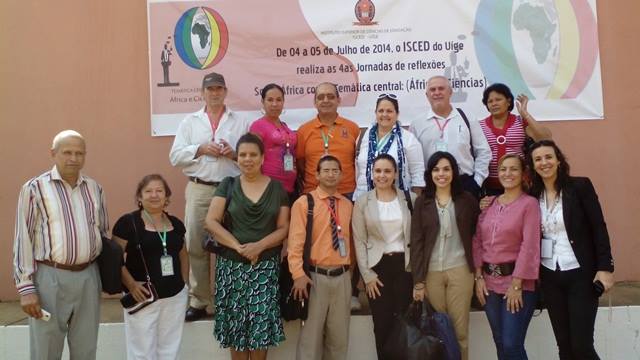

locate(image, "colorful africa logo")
[[474, 0, 598, 100], [174, 7, 229, 70]]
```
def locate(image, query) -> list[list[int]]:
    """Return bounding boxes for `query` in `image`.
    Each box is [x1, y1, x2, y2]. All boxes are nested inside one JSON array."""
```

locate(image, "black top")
[[113, 210, 186, 299], [559, 177, 614, 274]]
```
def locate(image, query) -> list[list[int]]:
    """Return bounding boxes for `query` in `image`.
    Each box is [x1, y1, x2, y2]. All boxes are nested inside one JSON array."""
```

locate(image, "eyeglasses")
[[377, 93, 397, 99]]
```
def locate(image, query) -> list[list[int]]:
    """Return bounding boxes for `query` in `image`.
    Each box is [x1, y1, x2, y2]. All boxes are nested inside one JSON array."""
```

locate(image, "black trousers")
[[541, 266, 600, 360], [368, 253, 413, 360]]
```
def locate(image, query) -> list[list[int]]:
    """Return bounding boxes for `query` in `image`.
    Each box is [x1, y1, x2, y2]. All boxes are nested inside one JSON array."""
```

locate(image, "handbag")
[[120, 213, 158, 315], [202, 177, 235, 254], [420, 301, 461, 360], [383, 301, 445, 360], [279, 193, 314, 321], [97, 235, 123, 295]]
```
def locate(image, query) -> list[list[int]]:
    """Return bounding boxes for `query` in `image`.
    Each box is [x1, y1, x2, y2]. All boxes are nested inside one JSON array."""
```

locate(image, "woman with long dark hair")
[[528, 140, 614, 360], [410, 151, 480, 360]]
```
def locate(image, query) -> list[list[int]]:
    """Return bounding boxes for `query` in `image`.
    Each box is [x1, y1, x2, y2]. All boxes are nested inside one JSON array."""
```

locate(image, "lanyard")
[[143, 210, 168, 255], [206, 107, 225, 138], [434, 118, 451, 139], [325, 198, 342, 233], [321, 125, 334, 153]]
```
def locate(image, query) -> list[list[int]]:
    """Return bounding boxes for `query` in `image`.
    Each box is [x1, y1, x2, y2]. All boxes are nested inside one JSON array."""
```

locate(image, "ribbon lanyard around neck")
[[143, 210, 168, 255], [434, 117, 451, 139], [376, 130, 392, 153], [321, 125, 334, 154]]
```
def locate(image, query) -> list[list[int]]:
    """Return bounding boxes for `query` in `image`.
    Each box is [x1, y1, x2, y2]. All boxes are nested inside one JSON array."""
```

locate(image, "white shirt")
[[409, 108, 491, 186], [169, 106, 252, 181], [353, 126, 425, 200], [376, 199, 405, 254], [540, 192, 580, 271]]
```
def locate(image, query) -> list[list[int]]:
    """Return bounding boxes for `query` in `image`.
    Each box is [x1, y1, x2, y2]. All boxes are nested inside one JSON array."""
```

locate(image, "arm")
[[512, 199, 542, 281], [169, 118, 220, 166], [204, 196, 243, 253], [179, 244, 189, 287], [469, 119, 491, 186], [517, 94, 552, 141], [404, 131, 426, 188], [240, 206, 290, 264], [288, 198, 312, 299], [351, 199, 377, 284]]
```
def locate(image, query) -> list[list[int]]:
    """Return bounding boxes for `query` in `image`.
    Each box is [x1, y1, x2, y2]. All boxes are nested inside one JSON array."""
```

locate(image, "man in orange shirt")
[[289, 156, 354, 360], [296, 83, 361, 198]]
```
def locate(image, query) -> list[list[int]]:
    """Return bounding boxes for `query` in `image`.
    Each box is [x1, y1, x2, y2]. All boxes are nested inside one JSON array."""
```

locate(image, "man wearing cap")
[[170, 72, 251, 321], [14, 130, 108, 359]]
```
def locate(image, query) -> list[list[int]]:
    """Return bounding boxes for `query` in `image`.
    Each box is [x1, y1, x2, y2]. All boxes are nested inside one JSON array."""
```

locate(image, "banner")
[[147, 0, 603, 136]]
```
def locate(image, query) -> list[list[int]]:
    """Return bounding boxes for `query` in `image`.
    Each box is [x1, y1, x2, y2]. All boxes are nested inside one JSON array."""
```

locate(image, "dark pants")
[[484, 290, 537, 360], [368, 254, 413, 360], [541, 266, 600, 360]]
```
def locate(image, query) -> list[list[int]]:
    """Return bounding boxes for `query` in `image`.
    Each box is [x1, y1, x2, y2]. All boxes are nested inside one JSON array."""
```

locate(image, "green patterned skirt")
[[214, 256, 285, 351]]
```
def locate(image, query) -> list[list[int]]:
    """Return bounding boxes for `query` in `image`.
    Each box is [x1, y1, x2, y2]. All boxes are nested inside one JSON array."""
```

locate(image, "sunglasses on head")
[[377, 93, 398, 100]]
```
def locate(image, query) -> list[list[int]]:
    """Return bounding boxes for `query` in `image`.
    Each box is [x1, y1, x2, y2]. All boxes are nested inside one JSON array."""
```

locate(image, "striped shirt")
[[479, 114, 528, 190], [13, 166, 108, 295]]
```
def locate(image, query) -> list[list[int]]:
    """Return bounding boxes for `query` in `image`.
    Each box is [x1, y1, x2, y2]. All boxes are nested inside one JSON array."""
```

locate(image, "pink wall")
[[0, 1, 638, 300]]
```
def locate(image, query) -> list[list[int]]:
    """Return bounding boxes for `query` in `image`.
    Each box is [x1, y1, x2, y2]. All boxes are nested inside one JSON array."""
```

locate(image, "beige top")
[[428, 200, 467, 272]]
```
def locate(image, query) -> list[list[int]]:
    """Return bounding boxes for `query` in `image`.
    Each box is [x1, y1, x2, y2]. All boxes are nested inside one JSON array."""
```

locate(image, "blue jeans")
[[484, 290, 537, 360]]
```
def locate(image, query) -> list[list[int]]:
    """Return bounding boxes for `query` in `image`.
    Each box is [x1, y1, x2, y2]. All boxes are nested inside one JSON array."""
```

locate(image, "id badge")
[[337, 237, 347, 258], [541, 238, 553, 259], [435, 139, 448, 152], [283, 152, 294, 172], [160, 255, 174, 276]]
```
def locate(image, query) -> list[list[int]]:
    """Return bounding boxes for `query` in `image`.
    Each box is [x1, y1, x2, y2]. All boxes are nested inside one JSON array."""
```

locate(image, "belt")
[[189, 177, 220, 186], [309, 265, 349, 277], [482, 262, 515, 277], [383, 252, 404, 257], [37, 260, 94, 272]]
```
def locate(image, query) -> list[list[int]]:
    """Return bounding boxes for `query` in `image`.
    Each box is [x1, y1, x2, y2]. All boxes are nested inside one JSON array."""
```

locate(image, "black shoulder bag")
[[203, 177, 235, 254]]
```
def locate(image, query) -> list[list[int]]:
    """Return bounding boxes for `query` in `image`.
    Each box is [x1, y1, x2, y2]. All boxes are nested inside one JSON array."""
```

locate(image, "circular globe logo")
[[474, 0, 598, 100], [174, 7, 229, 70]]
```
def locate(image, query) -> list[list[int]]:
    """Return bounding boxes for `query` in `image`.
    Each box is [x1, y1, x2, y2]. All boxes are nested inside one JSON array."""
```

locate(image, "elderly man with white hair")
[[13, 130, 108, 360]]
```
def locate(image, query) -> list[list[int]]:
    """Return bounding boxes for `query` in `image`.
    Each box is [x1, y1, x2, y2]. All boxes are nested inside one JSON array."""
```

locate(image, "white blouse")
[[377, 199, 405, 254], [540, 192, 580, 271]]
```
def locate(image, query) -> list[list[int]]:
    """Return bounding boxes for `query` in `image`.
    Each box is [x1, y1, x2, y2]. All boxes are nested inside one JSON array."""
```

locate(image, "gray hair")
[[51, 130, 85, 151]]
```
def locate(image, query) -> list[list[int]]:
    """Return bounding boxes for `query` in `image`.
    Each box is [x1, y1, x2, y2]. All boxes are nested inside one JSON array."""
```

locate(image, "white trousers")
[[124, 286, 188, 360]]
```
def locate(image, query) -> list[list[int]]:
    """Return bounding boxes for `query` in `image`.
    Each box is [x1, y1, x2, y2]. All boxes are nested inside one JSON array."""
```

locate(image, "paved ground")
[[1, 281, 638, 326]]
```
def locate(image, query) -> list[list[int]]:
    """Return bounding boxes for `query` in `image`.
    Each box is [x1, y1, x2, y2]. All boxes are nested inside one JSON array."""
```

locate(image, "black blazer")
[[410, 191, 480, 284], [560, 177, 614, 275]]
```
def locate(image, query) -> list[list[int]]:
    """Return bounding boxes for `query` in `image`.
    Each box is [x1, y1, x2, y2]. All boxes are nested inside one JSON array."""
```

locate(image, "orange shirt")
[[288, 188, 353, 280], [296, 115, 361, 194]]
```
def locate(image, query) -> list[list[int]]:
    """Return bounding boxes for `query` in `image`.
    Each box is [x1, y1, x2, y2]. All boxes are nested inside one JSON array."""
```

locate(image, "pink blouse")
[[250, 117, 298, 193], [472, 193, 541, 294]]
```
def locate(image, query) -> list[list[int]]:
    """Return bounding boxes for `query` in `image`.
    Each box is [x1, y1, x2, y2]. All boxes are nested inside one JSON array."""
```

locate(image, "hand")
[[127, 281, 151, 303], [293, 275, 313, 301], [594, 271, 614, 292], [20, 293, 42, 318], [412, 286, 426, 301], [280, 246, 288, 261], [198, 141, 222, 158], [516, 94, 531, 120], [218, 139, 235, 159], [479, 196, 496, 210], [504, 285, 523, 314], [365, 278, 384, 299], [238, 242, 263, 264], [475, 278, 489, 306]]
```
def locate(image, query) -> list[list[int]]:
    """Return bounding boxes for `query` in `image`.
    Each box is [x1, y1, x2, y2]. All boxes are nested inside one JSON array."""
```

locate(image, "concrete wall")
[[1, 1, 639, 300], [2, 309, 640, 359]]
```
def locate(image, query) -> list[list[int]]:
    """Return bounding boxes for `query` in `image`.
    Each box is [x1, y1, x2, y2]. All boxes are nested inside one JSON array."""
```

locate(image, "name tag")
[[435, 139, 448, 152], [338, 237, 347, 258], [160, 255, 174, 276], [283, 153, 294, 172], [541, 238, 554, 259]]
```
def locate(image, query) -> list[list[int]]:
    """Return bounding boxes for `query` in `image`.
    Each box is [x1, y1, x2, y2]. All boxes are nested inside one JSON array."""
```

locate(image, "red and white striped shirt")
[[479, 114, 528, 190], [13, 166, 108, 295]]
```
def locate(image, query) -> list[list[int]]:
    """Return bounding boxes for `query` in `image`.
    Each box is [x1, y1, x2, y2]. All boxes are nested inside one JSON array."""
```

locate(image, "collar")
[[198, 105, 234, 117], [426, 107, 456, 121], [312, 115, 344, 128], [484, 113, 517, 135], [49, 166, 85, 186], [314, 186, 345, 201]]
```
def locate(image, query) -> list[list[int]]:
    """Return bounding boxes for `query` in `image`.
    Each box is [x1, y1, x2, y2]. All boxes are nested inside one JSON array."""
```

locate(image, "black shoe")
[[185, 307, 207, 322]]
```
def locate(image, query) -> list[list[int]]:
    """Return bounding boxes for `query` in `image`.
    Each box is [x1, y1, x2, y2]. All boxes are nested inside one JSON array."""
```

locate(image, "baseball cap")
[[202, 72, 226, 88]]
